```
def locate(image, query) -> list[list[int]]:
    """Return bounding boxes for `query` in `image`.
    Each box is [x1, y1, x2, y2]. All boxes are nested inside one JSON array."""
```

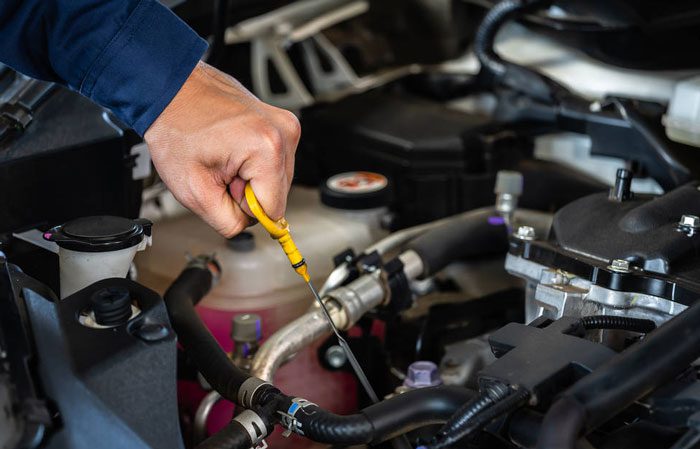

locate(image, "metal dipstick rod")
[[244, 183, 380, 403]]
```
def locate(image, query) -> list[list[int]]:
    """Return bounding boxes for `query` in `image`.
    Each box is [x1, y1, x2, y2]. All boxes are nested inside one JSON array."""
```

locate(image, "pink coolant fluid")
[[179, 304, 359, 449]]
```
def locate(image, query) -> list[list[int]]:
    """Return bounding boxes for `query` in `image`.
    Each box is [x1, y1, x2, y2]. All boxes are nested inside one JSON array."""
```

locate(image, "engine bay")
[[5, 1, 700, 449]]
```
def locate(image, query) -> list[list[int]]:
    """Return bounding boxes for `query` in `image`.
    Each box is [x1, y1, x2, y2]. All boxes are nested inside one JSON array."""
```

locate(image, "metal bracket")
[[224, 0, 368, 109]]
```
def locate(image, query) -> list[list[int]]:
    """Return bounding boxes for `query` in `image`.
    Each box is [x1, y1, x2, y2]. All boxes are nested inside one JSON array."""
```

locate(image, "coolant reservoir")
[[136, 180, 388, 446], [45, 216, 152, 298], [137, 183, 387, 331]]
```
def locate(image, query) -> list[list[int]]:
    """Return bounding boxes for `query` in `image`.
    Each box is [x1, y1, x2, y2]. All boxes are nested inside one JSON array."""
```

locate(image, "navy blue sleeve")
[[0, 0, 208, 135]]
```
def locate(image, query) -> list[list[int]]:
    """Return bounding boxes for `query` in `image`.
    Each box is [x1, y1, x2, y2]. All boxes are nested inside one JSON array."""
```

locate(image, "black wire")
[[426, 388, 530, 449], [580, 315, 656, 334]]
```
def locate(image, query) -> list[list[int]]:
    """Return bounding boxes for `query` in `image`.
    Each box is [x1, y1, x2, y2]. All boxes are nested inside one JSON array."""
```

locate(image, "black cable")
[[580, 315, 656, 334], [424, 388, 530, 449], [538, 299, 700, 449], [473, 0, 525, 77], [431, 383, 510, 445]]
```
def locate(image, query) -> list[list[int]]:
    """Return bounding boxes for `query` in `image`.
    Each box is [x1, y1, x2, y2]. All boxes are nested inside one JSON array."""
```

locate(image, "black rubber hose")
[[195, 421, 252, 449], [426, 388, 530, 449], [538, 300, 700, 449], [534, 397, 585, 449], [580, 315, 656, 334], [407, 209, 508, 278], [474, 0, 524, 77], [286, 386, 476, 445], [432, 383, 510, 444], [474, 0, 559, 102], [163, 260, 249, 403]]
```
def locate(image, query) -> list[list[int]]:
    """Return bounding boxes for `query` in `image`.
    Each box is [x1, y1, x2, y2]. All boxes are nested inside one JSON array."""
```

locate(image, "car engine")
[[4, 1, 700, 449]]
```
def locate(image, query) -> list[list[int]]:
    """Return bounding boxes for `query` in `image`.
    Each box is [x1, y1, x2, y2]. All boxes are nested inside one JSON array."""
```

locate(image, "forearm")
[[0, 0, 207, 135]]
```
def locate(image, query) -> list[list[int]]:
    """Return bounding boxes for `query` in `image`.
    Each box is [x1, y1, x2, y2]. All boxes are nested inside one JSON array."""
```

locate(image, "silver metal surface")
[[251, 267, 389, 382], [193, 390, 223, 443], [325, 345, 347, 368], [439, 336, 496, 389], [679, 214, 700, 236], [514, 226, 536, 241], [506, 253, 687, 327], [234, 409, 269, 445], [608, 259, 631, 273], [307, 279, 380, 403], [250, 298, 345, 381], [223, 0, 369, 109], [326, 273, 386, 326], [398, 249, 424, 281], [237, 377, 271, 409]]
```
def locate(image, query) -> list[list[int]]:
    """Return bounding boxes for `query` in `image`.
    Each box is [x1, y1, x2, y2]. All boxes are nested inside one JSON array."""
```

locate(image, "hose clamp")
[[234, 409, 268, 448], [238, 377, 271, 408], [279, 397, 317, 437]]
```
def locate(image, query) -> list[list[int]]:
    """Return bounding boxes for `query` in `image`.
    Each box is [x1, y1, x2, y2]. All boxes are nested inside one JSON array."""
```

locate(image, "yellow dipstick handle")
[[244, 183, 310, 282]]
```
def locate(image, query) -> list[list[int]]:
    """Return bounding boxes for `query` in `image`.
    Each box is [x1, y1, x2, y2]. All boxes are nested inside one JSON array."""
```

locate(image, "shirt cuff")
[[80, 0, 208, 136]]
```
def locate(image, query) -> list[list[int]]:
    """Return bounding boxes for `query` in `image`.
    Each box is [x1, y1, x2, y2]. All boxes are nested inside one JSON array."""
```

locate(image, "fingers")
[[189, 175, 250, 238], [238, 110, 300, 221], [145, 60, 301, 238]]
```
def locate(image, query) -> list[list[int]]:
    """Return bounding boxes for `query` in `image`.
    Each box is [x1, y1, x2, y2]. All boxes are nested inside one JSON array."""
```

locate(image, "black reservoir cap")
[[44, 216, 152, 252], [320, 171, 391, 210]]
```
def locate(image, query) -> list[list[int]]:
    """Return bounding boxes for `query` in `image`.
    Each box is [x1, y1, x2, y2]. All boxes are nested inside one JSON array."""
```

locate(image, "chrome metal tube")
[[251, 273, 385, 381]]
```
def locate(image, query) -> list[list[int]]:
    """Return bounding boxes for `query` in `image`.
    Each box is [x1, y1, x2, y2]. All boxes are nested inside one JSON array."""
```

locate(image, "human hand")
[[144, 61, 300, 237]]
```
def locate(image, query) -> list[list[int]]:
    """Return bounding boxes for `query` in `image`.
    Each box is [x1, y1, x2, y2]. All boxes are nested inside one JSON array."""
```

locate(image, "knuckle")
[[282, 110, 302, 141], [259, 125, 284, 155]]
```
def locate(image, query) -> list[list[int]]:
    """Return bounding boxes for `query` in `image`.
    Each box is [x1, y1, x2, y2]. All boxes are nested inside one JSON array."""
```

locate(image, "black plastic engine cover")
[[22, 277, 183, 449], [552, 183, 700, 275], [0, 71, 142, 234], [480, 316, 615, 405]]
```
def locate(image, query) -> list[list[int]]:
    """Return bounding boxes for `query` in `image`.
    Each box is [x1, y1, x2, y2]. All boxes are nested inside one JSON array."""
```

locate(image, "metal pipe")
[[255, 210, 553, 382], [194, 390, 224, 443], [251, 273, 385, 381]]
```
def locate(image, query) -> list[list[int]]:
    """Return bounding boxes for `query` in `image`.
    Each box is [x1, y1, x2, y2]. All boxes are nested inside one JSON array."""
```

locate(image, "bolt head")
[[514, 226, 536, 241], [609, 259, 631, 273], [404, 361, 442, 389], [325, 345, 347, 369], [680, 215, 700, 229]]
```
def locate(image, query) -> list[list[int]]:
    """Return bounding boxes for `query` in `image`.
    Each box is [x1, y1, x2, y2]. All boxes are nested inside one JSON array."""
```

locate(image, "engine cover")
[[506, 183, 700, 326]]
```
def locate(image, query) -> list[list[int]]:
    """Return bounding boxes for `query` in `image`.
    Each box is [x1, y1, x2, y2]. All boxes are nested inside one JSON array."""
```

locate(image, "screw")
[[514, 226, 536, 241], [677, 215, 700, 237], [404, 361, 442, 389], [325, 345, 347, 369], [608, 259, 631, 273], [680, 215, 700, 228]]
